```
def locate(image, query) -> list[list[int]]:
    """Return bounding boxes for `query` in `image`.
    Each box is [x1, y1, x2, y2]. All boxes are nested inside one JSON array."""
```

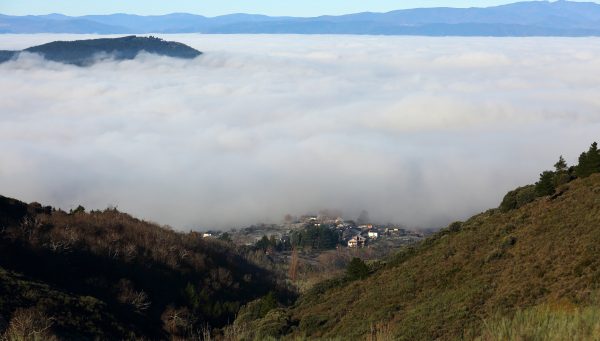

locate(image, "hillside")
[[0, 196, 291, 339], [235, 159, 600, 339], [3, 1, 600, 36], [0, 36, 202, 66]]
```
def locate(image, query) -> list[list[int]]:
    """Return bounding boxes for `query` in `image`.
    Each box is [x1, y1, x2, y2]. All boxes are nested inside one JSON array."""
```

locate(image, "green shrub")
[[500, 185, 536, 212], [234, 292, 279, 326], [515, 186, 536, 208], [254, 308, 291, 339], [346, 258, 369, 280], [448, 221, 463, 233]]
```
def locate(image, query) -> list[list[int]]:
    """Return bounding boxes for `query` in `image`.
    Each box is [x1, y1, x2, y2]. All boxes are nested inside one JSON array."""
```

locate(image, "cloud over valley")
[[1, 34, 600, 229]]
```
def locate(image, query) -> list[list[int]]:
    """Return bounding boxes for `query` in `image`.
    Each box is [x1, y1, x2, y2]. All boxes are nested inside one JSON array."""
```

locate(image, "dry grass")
[[283, 174, 600, 340], [478, 304, 600, 341]]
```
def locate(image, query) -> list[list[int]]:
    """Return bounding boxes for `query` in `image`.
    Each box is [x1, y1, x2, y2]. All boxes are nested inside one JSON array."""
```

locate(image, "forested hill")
[[0, 196, 291, 339], [234, 142, 600, 340], [0, 36, 202, 65]]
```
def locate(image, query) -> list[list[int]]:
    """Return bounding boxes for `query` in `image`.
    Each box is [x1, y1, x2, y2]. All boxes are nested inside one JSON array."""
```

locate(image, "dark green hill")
[[0, 36, 202, 66], [0, 196, 291, 339], [234, 155, 600, 339]]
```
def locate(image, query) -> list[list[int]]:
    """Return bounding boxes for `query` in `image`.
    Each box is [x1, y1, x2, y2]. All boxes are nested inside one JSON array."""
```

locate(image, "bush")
[[3, 307, 56, 341], [254, 308, 291, 339], [448, 221, 463, 233], [499, 185, 536, 212], [160, 306, 194, 337], [346, 258, 369, 280], [515, 185, 536, 208], [234, 292, 279, 325]]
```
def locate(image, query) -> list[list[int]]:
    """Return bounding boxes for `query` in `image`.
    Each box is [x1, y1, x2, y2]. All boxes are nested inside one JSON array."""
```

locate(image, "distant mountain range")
[[0, 36, 201, 65], [2, 1, 600, 36]]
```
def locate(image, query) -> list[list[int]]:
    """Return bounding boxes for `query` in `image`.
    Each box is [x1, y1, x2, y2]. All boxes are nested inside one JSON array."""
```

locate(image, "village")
[[201, 212, 425, 250]]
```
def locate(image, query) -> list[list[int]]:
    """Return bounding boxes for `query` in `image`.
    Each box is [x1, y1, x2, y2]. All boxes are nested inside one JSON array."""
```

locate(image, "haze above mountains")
[[3, 0, 600, 36]]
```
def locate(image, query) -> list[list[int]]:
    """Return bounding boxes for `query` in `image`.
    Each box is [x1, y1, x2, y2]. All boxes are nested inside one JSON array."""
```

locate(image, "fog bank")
[[1, 34, 599, 230]]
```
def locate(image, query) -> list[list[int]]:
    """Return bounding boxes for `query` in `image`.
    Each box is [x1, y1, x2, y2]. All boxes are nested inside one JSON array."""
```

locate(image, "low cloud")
[[1, 34, 600, 230]]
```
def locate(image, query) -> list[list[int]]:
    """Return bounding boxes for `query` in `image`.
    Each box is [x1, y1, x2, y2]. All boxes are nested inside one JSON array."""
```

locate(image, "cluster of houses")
[[200, 213, 424, 250], [299, 214, 421, 248]]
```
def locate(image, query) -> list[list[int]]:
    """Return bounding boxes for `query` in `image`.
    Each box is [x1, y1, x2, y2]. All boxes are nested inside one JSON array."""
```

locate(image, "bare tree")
[[3, 308, 55, 341], [288, 248, 299, 282]]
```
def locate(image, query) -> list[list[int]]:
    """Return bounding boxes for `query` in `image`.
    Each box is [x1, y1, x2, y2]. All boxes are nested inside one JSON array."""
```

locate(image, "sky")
[[0, 0, 595, 17], [1, 34, 600, 231]]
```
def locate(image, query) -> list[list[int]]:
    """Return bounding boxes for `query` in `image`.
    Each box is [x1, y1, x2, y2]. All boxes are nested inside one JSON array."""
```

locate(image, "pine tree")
[[553, 155, 570, 186], [554, 155, 567, 173], [576, 142, 600, 178], [589, 142, 600, 174], [576, 151, 590, 178], [535, 171, 556, 197]]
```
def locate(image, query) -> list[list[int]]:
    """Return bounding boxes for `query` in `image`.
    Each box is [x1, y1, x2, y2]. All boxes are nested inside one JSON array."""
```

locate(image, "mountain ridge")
[[3, 1, 600, 36]]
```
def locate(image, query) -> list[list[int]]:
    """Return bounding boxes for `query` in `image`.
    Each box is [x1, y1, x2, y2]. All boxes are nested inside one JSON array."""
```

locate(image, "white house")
[[347, 235, 366, 248], [368, 231, 378, 239]]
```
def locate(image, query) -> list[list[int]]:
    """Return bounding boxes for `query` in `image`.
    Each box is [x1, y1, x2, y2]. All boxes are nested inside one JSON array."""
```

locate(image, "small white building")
[[347, 235, 366, 248], [368, 231, 378, 239]]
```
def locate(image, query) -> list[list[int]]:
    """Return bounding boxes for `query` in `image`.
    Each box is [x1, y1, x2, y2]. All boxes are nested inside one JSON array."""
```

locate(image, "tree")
[[288, 248, 299, 282], [346, 257, 369, 280], [554, 155, 567, 173], [576, 151, 590, 178], [535, 171, 556, 197], [218, 232, 232, 242], [589, 142, 600, 174], [576, 142, 600, 178], [553, 155, 570, 186], [255, 235, 270, 251], [70, 205, 85, 214], [290, 225, 338, 250]]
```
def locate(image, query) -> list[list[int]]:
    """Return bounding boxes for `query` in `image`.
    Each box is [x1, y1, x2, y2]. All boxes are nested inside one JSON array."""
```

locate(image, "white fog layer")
[[1, 34, 600, 229]]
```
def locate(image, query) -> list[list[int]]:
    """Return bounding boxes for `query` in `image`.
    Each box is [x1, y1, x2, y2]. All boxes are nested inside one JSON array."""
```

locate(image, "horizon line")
[[0, 0, 593, 18]]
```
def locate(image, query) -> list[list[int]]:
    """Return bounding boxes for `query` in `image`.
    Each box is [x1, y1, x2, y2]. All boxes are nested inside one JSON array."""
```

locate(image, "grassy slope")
[[479, 304, 600, 340], [289, 174, 600, 340]]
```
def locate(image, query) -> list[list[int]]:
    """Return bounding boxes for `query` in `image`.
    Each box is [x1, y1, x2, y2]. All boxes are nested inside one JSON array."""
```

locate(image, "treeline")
[[254, 224, 340, 252], [500, 141, 600, 212], [290, 224, 339, 250]]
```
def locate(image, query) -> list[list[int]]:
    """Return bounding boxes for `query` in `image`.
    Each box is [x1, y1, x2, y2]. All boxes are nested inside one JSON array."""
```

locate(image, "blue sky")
[[0, 0, 587, 16]]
